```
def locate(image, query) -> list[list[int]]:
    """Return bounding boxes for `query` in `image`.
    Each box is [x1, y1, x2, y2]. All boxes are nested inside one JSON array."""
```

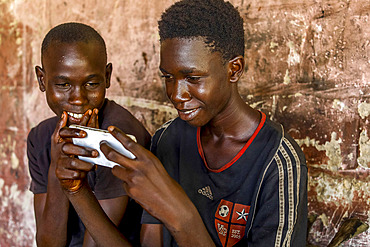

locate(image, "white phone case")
[[70, 125, 136, 168]]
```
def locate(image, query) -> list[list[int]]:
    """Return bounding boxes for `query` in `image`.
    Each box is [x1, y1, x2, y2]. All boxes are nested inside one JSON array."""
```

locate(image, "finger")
[[87, 108, 99, 128], [56, 167, 87, 180], [52, 111, 68, 143], [111, 165, 128, 181], [62, 143, 99, 158], [57, 156, 95, 175], [60, 127, 87, 139], [67, 157, 95, 172], [100, 142, 136, 170], [79, 109, 93, 126], [108, 126, 144, 156]]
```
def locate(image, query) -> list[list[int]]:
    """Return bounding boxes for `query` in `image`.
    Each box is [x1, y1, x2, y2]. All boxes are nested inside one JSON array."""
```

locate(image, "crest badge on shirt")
[[215, 199, 250, 247]]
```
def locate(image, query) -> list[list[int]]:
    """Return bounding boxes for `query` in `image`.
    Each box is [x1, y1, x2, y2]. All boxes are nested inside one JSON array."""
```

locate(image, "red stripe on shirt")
[[197, 111, 266, 173]]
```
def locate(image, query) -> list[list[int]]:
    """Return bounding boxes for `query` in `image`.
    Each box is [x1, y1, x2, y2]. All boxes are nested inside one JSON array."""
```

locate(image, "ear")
[[228, 56, 245, 83], [105, 63, 112, 89], [35, 66, 46, 92]]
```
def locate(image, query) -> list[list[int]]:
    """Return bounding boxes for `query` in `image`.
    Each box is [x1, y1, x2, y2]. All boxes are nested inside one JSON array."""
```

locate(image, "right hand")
[[53, 111, 98, 193]]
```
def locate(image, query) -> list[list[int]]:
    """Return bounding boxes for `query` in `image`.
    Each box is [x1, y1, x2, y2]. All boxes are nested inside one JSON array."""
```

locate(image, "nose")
[[68, 86, 87, 105], [168, 79, 191, 104]]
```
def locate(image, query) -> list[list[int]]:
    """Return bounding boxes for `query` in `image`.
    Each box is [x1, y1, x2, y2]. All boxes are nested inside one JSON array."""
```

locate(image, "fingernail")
[[94, 108, 99, 114], [88, 109, 92, 115], [92, 150, 99, 157]]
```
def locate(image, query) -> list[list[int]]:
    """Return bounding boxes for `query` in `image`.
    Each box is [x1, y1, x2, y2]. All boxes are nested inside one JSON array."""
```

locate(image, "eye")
[[161, 74, 174, 82], [55, 83, 71, 89], [186, 76, 202, 83], [85, 82, 101, 89]]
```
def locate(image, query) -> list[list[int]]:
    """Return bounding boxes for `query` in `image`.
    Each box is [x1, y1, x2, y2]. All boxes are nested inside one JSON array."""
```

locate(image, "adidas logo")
[[198, 186, 213, 200]]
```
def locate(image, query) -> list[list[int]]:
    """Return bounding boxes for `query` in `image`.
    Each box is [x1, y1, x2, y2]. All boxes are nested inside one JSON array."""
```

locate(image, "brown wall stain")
[[0, 0, 369, 246]]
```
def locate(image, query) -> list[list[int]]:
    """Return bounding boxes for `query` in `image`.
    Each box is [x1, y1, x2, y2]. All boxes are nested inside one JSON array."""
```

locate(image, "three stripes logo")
[[198, 185, 213, 200]]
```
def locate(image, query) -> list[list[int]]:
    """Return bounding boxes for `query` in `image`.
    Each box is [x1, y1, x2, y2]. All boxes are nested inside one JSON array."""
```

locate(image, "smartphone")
[[70, 125, 136, 168]]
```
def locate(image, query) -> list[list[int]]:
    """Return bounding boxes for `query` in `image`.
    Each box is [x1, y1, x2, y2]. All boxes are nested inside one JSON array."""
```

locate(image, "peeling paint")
[[332, 99, 347, 112], [296, 132, 343, 171], [11, 152, 19, 170], [283, 69, 291, 84], [357, 130, 370, 168], [310, 171, 370, 206], [358, 102, 370, 119], [270, 41, 278, 51], [287, 41, 300, 66]]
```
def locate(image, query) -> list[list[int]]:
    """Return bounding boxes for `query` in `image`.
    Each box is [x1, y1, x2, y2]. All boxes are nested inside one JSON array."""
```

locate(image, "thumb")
[[52, 111, 68, 142]]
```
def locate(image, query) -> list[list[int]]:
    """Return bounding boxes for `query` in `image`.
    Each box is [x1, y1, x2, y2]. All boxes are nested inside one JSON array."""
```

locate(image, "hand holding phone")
[[70, 125, 136, 168]]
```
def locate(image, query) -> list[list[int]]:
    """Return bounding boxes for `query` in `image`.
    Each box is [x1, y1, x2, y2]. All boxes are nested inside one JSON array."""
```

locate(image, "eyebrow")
[[53, 74, 101, 81], [159, 67, 197, 74], [54, 75, 70, 81], [85, 74, 101, 80]]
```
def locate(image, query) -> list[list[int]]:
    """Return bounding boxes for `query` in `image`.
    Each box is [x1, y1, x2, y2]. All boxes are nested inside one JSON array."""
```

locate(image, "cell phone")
[[70, 125, 136, 168]]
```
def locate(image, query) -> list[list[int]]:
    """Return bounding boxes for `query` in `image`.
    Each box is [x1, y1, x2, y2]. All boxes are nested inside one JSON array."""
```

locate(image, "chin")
[[184, 118, 205, 128]]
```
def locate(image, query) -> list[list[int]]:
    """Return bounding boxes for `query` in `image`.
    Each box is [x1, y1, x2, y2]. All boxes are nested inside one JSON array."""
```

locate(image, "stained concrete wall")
[[0, 0, 369, 246]]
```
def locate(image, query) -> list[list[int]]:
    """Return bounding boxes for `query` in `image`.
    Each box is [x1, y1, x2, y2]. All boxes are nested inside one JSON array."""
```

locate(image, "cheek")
[[165, 82, 174, 98], [46, 89, 65, 105], [89, 90, 106, 107]]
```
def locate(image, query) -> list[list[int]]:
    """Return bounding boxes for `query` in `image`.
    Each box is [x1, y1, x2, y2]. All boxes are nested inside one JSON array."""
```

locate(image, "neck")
[[203, 93, 261, 141]]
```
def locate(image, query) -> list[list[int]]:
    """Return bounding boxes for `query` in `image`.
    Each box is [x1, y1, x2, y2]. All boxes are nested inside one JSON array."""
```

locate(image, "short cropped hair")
[[41, 22, 107, 61], [158, 0, 245, 62]]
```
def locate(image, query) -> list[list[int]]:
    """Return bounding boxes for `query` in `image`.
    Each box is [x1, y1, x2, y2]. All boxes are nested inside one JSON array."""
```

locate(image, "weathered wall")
[[0, 0, 368, 246]]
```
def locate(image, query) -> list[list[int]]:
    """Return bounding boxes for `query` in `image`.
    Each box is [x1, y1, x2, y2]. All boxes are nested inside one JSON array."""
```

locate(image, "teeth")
[[67, 112, 83, 119], [183, 109, 197, 114]]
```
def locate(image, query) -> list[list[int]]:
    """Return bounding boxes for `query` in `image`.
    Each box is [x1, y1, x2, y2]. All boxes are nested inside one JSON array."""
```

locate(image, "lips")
[[177, 108, 200, 121], [67, 112, 84, 119], [66, 111, 85, 124]]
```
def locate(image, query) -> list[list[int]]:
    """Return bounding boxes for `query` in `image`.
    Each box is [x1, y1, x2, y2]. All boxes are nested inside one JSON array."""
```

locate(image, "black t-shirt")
[[27, 99, 151, 246], [142, 113, 307, 247]]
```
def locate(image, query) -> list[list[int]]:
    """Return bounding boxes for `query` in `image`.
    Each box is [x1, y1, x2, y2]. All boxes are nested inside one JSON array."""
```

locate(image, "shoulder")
[[258, 116, 307, 176], [262, 118, 307, 180], [27, 116, 58, 146], [152, 117, 188, 147], [150, 117, 194, 155]]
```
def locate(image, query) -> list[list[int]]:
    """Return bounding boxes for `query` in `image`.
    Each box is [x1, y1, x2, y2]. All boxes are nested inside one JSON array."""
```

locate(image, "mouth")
[[177, 108, 200, 121], [67, 112, 84, 119], [66, 111, 85, 124]]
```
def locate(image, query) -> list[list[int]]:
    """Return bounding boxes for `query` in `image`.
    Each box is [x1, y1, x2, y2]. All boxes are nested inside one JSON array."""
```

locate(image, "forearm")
[[66, 183, 131, 247], [161, 203, 215, 247], [36, 168, 70, 246]]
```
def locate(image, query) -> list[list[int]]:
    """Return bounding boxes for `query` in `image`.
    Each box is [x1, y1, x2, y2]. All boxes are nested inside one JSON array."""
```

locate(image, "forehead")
[[42, 41, 106, 71], [160, 38, 222, 72]]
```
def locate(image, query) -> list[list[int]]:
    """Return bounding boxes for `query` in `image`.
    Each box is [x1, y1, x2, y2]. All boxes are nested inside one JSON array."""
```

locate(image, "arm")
[[54, 113, 132, 247], [34, 109, 105, 246], [140, 224, 163, 247], [63, 181, 132, 247], [101, 126, 215, 247], [83, 196, 129, 247], [33, 113, 71, 247], [247, 140, 308, 246]]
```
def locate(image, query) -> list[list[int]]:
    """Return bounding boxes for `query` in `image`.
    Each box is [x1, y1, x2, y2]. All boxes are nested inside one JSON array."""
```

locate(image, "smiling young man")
[[27, 22, 151, 247], [53, 1, 308, 246]]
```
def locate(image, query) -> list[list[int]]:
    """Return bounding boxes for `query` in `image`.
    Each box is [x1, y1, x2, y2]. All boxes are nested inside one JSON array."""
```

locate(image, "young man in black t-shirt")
[[27, 22, 150, 246]]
